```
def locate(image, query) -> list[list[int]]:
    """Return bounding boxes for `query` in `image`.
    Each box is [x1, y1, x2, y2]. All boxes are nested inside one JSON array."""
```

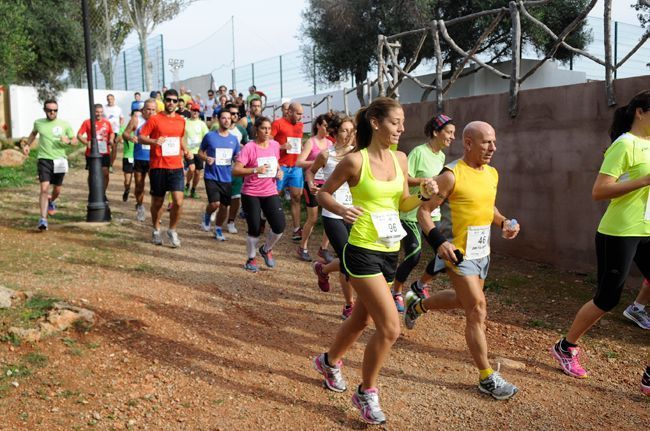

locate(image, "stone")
[[8, 327, 42, 343], [0, 285, 26, 308], [494, 357, 526, 370], [0, 149, 27, 167]]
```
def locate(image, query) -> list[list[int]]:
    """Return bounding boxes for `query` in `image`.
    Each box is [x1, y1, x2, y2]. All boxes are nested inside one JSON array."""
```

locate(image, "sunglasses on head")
[[164, 97, 178, 103]]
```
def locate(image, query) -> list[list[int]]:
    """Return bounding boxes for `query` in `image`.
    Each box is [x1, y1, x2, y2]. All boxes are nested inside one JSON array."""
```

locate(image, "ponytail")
[[609, 90, 650, 142], [354, 97, 402, 151], [355, 108, 372, 150]]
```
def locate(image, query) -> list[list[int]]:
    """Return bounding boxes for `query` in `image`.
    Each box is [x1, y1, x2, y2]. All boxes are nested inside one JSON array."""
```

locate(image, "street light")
[[168, 58, 184, 87]]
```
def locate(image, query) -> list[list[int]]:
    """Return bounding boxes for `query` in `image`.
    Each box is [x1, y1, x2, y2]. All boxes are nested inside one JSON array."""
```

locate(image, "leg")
[[635, 279, 650, 305], [50, 185, 62, 203], [185, 163, 195, 188], [169, 191, 184, 229], [150, 196, 164, 230], [192, 166, 201, 190], [228, 197, 240, 223], [102, 167, 110, 193], [260, 195, 286, 250], [299, 205, 319, 250], [393, 220, 422, 294], [289, 186, 302, 231], [39, 181, 51, 219], [134, 171, 146, 205]]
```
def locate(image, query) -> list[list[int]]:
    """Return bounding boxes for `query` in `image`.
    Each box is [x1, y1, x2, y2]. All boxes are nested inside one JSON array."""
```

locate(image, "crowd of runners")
[[21, 85, 650, 424]]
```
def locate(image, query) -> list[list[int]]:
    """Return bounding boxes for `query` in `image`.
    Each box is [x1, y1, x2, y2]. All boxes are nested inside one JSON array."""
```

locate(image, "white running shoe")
[[226, 221, 238, 234], [167, 229, 181, 248]]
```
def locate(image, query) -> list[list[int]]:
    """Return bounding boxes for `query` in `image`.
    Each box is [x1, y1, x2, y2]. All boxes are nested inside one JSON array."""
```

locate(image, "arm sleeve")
[[237, 143, 251, 166], [407, 148, 419, 177], [77, 120, 88, 137], [600, 138, 631, 179], [65, 122, 75, 138]]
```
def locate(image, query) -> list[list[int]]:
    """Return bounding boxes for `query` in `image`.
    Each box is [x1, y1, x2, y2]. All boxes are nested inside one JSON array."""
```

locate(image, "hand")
[[156, 137, 166, 146], [280, 143, 290, 151], [22, 145, 30, 156], [257, 164, 268, 175], [309, 182, 319, 194], [206, 157, 215, 165], [184, 151, 193, 160], [60, 136, 70, 144], [502, 220, 520, 239], [341, 206, 363, 224], [437, 241, 459, 263], [419, 178, 438, 199], [275, 167, 283, 180]]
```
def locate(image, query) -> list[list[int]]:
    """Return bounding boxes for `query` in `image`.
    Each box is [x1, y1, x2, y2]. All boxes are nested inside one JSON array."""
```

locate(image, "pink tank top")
[[307, 136, 332, 162]]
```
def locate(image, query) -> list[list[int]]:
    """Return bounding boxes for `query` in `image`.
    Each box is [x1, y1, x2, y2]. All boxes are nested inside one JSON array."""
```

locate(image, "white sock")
[[265, 231, 283, 251], [634, 301, 646, 311], [246, 236, 259, 259]]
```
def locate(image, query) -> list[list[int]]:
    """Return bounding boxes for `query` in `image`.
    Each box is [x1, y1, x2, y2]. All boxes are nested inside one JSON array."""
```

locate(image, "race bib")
[[256, 156, 278, 178], [141, 144, 150, 151], [431, 207, 441, 218], [286, 137, 301, 154], [127, 157, 134, 164], [333, 183, 353, 207], [465, 225, 491, 260], [314, 168, 325, 181], [162, 137, 180, 157], [371, 211, 406, 248], [53, 157, 68, 174], [97, 140, 108, 154], [188, 136, 201, 150], [215, 148, 234, 166]]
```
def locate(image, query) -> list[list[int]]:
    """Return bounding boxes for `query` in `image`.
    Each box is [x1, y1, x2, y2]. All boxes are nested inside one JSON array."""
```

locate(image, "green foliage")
[[633, 1, 650, 34], [0, 2, 37, 84]]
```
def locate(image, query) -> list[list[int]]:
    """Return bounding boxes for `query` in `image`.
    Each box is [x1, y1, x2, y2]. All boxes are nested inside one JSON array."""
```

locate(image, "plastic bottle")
[[502, 218, 518, 238]]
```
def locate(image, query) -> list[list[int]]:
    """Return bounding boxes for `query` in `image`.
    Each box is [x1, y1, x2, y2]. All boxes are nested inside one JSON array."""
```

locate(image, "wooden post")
[[343, 89, 349, 115], [377, 35, 385, 97], [603, 0, 616, 106], [392, 43, 400, 100], [509, 1, 521, 117], [432, 21, 443, 112]]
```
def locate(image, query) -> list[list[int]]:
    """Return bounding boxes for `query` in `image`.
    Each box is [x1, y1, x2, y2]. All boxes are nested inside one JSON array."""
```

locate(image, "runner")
[[131, 92, 144, 112], [123, 99, 156, 222], [120, 117, 135, 202], [204, 89, 217, 124], [296, 114, 333, 261], [312, 98, 436, 424], [138, 89, 189, 248], [78, 104, 114, 197], [550, 91, 650, 379], [183, 103, 209, 199], [272, 102, 304, 241], [404, 120, 520, 401], [104, 94, 124, 169], [391, 114, 454, 312], [308, 114, 356, 319], [623, 279, 650, 330], [198, 109, 240, 241], [177, 99, 191, 119], [21, 99, 76, 231], [232, 117, 285, 272], [239, 97, 262, 141]]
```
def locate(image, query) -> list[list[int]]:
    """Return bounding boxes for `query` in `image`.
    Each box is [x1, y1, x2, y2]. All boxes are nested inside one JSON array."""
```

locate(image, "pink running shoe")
[[352, 386, 386, 425], [312, 261, 330, 292], [550, 341, 588, 378], [313, 353, 347, 392], [641, 368, 650, 396], [341, 304, 353, 320]]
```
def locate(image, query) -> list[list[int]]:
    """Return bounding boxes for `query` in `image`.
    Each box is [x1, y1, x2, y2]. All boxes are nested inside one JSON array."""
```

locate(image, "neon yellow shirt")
[[184, 119, 209, 154]]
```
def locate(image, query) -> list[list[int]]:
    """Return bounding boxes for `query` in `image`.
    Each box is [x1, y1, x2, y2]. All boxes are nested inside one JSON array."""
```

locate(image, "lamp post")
[[168, 58, 184, 87], [82, 0, 110, 222]]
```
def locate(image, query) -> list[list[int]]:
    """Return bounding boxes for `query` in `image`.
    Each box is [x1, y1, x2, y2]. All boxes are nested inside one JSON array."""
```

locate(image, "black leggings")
[[241, 194, 286, 237], [395, 219, 422, 283], [594, 232, 650, 312], [322, 216, 351, 258]]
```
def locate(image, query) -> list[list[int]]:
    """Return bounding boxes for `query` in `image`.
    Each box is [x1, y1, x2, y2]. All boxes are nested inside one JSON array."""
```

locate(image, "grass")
[[0, 145, 81, 190], [0, 293, 60, 344]]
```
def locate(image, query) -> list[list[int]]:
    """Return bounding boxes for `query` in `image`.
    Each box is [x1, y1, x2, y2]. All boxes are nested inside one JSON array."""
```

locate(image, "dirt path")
[[0, 162, 647, 430]]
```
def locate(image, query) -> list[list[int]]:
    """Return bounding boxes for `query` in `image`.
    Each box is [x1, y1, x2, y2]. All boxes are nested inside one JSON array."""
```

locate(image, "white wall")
[[9, 86, 136, 138]]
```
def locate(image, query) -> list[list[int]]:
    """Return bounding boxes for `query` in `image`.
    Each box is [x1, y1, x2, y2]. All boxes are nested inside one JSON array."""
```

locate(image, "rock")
[[47, 309, 80, 331], [0, 149, 27, 167], [8, 327, 42, 343], [494, 357, 526, 370], [0, 285, 26, 308], [92, 412, 101, 421]]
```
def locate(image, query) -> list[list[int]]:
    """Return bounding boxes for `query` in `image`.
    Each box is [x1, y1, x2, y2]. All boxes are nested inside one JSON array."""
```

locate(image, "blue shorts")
[[276, 165, 303, 190], [432, 254, 490, 279]]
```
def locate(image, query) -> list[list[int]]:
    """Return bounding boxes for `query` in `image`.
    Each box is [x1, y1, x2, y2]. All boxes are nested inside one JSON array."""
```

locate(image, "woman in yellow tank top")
[[311, 97, 437, 424]]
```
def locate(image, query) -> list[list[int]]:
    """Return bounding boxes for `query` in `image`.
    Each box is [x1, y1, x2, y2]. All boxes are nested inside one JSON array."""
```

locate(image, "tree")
[[301, 0, 592, 105], [633, 0, 650, 34], [120, 0, 194, 91], [90, 0, 132, 89], [0, 1, 37, 85]]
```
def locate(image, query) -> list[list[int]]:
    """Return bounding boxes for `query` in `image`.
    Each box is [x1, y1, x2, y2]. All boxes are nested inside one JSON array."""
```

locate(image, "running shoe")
[[166, 202, 172, 211], [122, 189, 129, 202], [410, 280, 430, 299], [549, 341, 588, 378], [215, 227, 227, 241], [351, 386, 386, 425], [183, 184, 190, 197], [226, 221, 238, 234], [296, 247, 312, 262], [244, 258, 259, 273], [623, 304, 650, 330], [259, 245, 275, 268], [190, 190, 199, 199], [341, 304, 354, 320], [284, 189, 291, 201], [318, 247, 335, 264], [392, 291, 405, 313], [136, 204, 145, 222], [642, 368, 650, 396], [312, 353, 347, 392], [167, 229, 181, 248], [201, 213, 211, 232], [312, 261, 330, 292], [292, 228, 302, 242], [152, 229, 162, 246], [404, 291, 422, 330], [47, 200, 57, 216], [478, 370, 519, 400], [38, 218, 48, 231]]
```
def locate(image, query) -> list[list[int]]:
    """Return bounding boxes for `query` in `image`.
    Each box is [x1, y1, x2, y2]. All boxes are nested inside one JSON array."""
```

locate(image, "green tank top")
[[348, 148, 404, 252], [121, 125, 134, 159]]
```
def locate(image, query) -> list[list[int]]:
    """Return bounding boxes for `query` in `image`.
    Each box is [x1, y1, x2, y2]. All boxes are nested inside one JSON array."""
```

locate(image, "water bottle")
[[502, 218, 518, 238]]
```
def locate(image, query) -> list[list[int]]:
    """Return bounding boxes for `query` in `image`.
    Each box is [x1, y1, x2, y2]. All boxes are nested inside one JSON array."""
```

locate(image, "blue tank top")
[[133, 117, 149, 161]]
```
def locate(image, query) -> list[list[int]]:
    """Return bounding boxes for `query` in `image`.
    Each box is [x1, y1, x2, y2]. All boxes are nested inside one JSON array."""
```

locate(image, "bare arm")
[[122, 116, 138, 143], [23, 130, 37, 155], [317, 152, 364, 224], [592, 173, 650, 201], [397, 151, 437, 213], [296, 138, 313, 169]]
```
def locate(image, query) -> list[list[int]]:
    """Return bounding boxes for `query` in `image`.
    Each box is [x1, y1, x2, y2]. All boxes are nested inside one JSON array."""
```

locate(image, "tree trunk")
[[138, 29, 153, 91], [355, 71, 366, 106]]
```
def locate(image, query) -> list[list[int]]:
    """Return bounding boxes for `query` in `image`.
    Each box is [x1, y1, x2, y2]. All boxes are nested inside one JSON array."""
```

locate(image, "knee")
[[465, 301, 487, 325], [382, 321, 402, 344], [593, 292, 620, 312]]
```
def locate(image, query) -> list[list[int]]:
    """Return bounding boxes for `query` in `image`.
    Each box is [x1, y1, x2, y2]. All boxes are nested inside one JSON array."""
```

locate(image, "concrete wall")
[[9, 86, 135, 138], [400, 75, 650, 271]]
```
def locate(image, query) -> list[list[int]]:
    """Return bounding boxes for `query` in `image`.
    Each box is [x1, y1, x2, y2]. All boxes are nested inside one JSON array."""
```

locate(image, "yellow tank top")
[[348, 148, 404, 252], [439, 159, 499, 258]]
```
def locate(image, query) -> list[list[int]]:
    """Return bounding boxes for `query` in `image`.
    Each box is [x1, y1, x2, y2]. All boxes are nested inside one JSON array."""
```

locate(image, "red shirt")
[[78, 118, 113, 156], [272, 117, 303, 167], [139, 112, 186, 169]]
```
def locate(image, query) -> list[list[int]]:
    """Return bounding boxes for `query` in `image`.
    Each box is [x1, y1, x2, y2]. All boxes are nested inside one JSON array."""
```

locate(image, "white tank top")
[[322, 145, 354, 220]]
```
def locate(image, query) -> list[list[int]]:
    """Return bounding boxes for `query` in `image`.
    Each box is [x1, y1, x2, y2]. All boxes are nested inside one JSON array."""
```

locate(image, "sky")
[[121, 0, 647, 84]]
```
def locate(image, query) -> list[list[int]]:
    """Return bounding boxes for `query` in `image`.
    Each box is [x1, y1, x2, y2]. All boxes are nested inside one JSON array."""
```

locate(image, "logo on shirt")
[[52, 126, 63, 137]]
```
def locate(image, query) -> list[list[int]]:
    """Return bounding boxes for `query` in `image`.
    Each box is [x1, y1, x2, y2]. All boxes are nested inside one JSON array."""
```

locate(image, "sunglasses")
[[164, 97, 179, 103], [229, 112, 239, 116], [45, 109, 58, 113]]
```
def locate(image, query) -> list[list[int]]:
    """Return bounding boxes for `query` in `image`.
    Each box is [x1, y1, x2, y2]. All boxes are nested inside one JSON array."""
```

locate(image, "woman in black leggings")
[[551, 91, 650, 382]]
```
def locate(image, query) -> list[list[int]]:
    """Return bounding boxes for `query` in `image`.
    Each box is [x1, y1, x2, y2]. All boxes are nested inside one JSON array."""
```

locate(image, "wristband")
[[252, 167, 258, 174], [418, 192, 430, 202], [426, 226, 447, 252]]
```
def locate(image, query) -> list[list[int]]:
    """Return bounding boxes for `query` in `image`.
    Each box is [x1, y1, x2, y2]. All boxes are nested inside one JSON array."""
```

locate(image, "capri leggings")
[[394, 220, 422, 283], [594, 232, 650, 312], [241, 193, 286, 237], [322, 216, 351, 258]]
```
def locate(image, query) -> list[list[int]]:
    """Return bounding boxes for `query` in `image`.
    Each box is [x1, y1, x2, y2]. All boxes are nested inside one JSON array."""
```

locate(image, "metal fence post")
[[160, 34, 165, 89], [310, 102, 315, 126], [94, 63, 99, 89], [312, 47, 317, 95], [251, 63, 255, 86], [280, 55, 283, 99], [327, 95, 332, 112], [140, 44, 145, 91], [613, 21, 618, 79], [123, 51, 128, 90], [343, 88, 349, 115]]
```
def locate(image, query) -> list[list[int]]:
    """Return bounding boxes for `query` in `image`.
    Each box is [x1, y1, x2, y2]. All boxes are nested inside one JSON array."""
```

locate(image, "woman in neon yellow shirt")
[[311, 97, 437, 425], [551, 91, 650, 386]]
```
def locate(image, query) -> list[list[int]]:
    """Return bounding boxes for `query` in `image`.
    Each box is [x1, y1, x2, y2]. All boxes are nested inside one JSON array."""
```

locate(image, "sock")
[[559, 338, 577, 352], [265, 231, 283, 251], [414, 299, 427, 314], [391, 290, 402, 297], [479, 368, 494, 380], [293, 226, 301, 233], [634, 301, 646, 311], [246, 236, 259, 259], [203, 212, 211, 225], [227, 218, 234, 224], [323, 352, 334, 368]]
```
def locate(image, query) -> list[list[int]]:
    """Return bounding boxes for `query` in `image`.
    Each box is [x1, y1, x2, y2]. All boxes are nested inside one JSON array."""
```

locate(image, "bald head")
[[288, 102, 304, 124], [463, 121, 494, 141], [462, 121, 496, 167]]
